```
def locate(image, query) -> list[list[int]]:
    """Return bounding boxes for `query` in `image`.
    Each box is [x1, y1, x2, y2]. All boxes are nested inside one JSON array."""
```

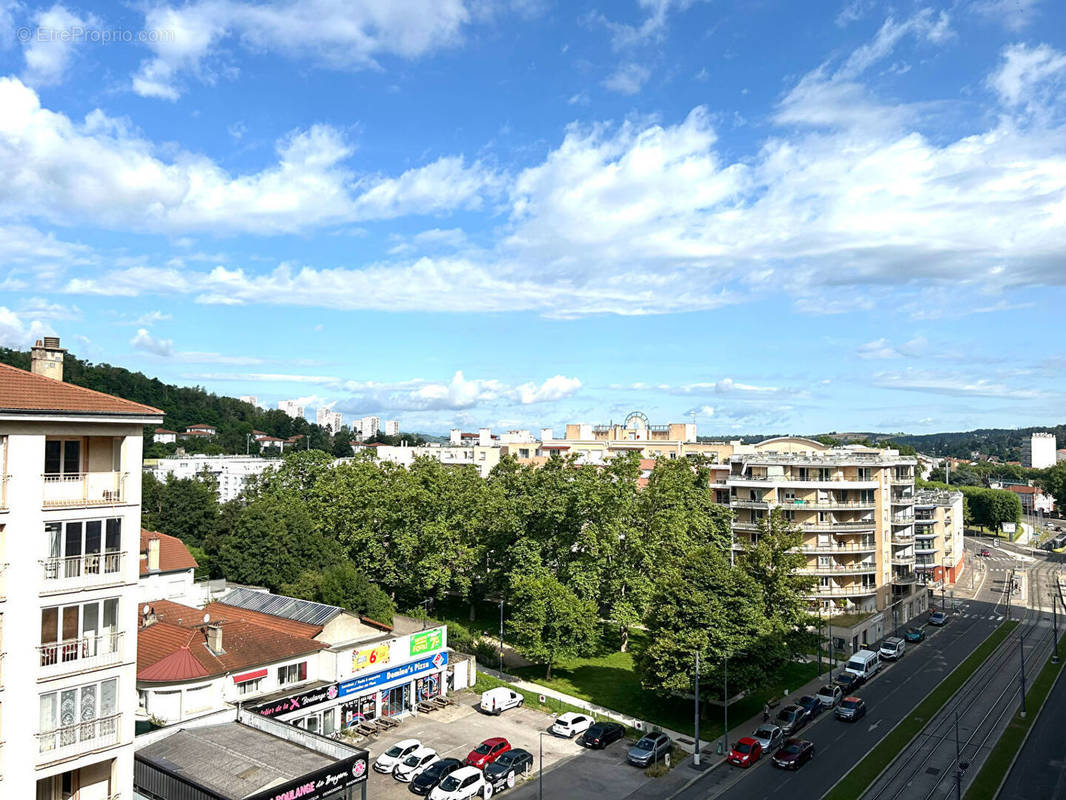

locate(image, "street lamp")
[[538, 731, 548, 800], [953, 710, 969, 800], [1051, 589, 1060, 665], [499, 599, 505, 674], [1019, 629, 1028, 719], [693, 650, 701, 767]]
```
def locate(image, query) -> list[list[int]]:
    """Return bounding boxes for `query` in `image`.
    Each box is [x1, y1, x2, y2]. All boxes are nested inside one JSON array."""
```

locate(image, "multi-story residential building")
[[0, 338, 163, 799], [238, 395, 258, 407], [316, 407, 343, 433], [384, 419, 399, 437], [373, 443, 503, 479], [144, 455, 281, 503], [359, 416, 381, 438], [913, 489, 965, 585], [1022, 432, 1057, 469], [727, 437, 924, 640], [277, 400, 304, 420]]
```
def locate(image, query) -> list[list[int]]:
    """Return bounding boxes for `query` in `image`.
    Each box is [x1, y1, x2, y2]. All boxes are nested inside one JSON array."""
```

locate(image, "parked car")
[[844, 649, 882, 680], [428, 766, 493, 800], [751, 724, 784, 753], [929, 611, 949, 626], [772, 738, 815, 770], [375, 739, 421, 774], [483, 749, 533, 792], [816, 684, 843, 708], [727, 737, 763, 768], [626, 732, 672, 767], [480, 688, 524, 715], [833, 671, 864, 693], [835, 696, 867, 722], [796, 695, 823, 721], [395, 748, 440, 782], [774, 705, 807, 735], [551, 712, 593, 739], [465, 738, 511, 770], [879, 637, 905, 661], [583, 721, 625, 749], [411, 758, 464, 796], [904, 627, 926, 643]]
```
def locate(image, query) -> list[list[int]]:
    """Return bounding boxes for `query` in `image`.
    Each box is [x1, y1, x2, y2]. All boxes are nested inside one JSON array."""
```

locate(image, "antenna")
[[203, 613, 210, 624], [142, 604, 150, 615]]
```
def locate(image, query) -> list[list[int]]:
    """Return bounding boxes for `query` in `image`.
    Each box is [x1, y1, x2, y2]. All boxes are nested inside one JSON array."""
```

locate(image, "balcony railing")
[[38, 632, 124, 677], [0, 473, 9, 511], [892, 533, 914, 544], [798, 542, 877, 554], [40, 552, 125, 593], [914, 545, 939, 555], [806, 585, 878, 598], [42, 472, 127, 508], [37, 713, 121, 762], [798, 564, 877, 576], [892, 572, 917, 585], [892, 513, 915, 524], [800, 521, 876, 532], [730, 499, 773, 509]]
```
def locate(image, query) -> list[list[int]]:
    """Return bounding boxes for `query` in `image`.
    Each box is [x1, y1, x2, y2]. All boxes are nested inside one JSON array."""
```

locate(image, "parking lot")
[[358, 694, 657, 800]]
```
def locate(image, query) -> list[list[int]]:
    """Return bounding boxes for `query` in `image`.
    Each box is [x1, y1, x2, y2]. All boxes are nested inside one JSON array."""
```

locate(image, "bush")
[[473, 639, 499, 665], [444, 622, 477, 655]]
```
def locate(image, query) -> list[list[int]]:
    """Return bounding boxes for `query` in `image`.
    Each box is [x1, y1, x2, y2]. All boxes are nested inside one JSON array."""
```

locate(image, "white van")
[[844, 649, 882, 681], [480, 687, 523, 715]]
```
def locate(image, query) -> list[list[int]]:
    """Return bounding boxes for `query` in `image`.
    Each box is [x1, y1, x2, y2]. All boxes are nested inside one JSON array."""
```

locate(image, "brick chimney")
[[205, 623, 224, 655], [30, 337, 66, 381], [146, 537, 160, 571]]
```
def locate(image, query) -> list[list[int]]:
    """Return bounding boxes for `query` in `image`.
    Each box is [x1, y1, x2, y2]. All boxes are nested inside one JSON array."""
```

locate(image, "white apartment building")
[[384, 420, 399, 437], [144, 455, 282, 503], [913, 489, 965, 585], [150, 428, 176, 444], [0, 338, 163, 799], [238, 395, 258, 407], [359, 416, 380, 438], [372, 444, 503, 478], [316, 407, 343, 434], [1022, 432, 1057, 469], [277, 400, 305, 420]]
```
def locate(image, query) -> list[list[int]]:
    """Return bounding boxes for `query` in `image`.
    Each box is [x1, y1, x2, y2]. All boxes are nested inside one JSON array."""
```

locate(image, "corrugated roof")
[[0, 362, 163, 417], [204, 602, 322, 639], [218, 587, 341, 626]]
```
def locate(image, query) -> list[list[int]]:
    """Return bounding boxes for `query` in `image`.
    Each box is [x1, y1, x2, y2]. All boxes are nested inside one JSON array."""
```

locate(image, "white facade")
[[1022, 432, 1057, 469], [0, 379, 162, 796], [152, 429, 176, 444], [239, 395, 258, 407], [145, 455, 282, 503], [360, 416, 380, 438], [373, 444, 503, 478], [316, 407, 343, 433], [277, 400, 305, 420], [384, 420, 399, 437]]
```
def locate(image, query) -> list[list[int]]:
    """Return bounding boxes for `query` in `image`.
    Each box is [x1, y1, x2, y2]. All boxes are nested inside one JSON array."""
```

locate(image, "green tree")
[[141, 471, 220, 547], [508, 568, 598, 679], [283, 563, 395, 625]]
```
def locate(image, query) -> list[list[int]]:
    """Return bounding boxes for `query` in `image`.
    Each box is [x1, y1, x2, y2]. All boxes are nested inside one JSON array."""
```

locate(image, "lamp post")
[[693, 650, 701, 767], [538, 731, 548, 800], [499, 599, 505, 674], [953, 710, 968, 800], [817, 607, 822, 678], [1019, 629, 1028, 719], [1051, 589, 1060, 665], [721, 653, 730, 758]]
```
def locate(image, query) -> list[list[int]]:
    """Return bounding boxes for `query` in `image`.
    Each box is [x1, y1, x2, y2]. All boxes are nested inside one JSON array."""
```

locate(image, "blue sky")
[[1, 0, 1064, 436]]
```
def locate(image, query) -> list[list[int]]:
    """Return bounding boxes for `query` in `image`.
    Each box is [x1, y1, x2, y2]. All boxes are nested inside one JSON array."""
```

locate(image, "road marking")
[[868, 721, 881, 732]]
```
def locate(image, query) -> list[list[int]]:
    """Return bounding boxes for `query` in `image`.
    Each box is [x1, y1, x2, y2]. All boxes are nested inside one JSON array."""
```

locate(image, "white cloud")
[[22, 5, 99, 87], [0, 306, 54, 348], [133, 0, 473, 99], [512, 375, 582, 404], [972, 0, 1042, 31], [134, 310, 172, 325], [130, 328, 174, 357], [603, 62, 651, 94], [987, 43, 1066, 109], [873, 369, 1048, 399], [596, 0, 703, 49]]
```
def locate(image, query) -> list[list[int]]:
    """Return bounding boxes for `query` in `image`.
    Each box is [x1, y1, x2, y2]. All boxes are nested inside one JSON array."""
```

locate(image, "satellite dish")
[[203, 613, 210, 623], [143, 604, 150, 615]]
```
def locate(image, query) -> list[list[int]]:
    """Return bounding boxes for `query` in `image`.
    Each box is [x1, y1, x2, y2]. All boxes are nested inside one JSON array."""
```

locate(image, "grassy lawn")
[[824, 620, 1017, 800], [963, 631, 1066, 800]]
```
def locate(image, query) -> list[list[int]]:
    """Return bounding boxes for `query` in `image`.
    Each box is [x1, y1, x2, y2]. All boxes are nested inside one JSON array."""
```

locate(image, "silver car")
[[626, 732, 672, 767], [751, 724, 784, 752]]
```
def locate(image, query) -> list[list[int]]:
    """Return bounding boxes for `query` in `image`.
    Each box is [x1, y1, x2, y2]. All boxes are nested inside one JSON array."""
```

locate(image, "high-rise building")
[[238, 395, 258, 407], [360, 416, 380, 438], [278, 399, 305, 420], [1022, 432, 1056, 469], [315, 407, 343, 433], [0, 338, 164, 798], [384, 419, 399, 437], [913, 489, 965, 585]]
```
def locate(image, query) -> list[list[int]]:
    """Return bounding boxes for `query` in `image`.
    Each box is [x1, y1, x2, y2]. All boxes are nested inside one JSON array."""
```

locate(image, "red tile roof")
[[1005, 485, 1039, 494], [0, 362, 162, 416], [140, 530, 199, 576], [155, 428, 178, 434], [203, 602, 323, 639], [137, 617, 326, 683]]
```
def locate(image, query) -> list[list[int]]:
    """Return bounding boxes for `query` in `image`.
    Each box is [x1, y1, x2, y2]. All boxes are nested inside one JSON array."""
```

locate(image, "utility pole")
[[538, 732, 545, 800], [693, 650, 701, 767], [953, 710, 968, 800], [722, 653, 730, 757], [1052, 589, 1060, 665], [499, 599, 505, 674], [817, 607, 822, 678], [1019, 629, 1028, 719], [1006, 569, 1013, 621]]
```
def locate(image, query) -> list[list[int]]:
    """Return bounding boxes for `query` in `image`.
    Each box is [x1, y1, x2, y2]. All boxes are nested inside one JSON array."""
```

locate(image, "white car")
[[374, 738, 421, 774], [551, 712, 593, 738], [428, 765, 493, 799], [394, 747, 440, 782]]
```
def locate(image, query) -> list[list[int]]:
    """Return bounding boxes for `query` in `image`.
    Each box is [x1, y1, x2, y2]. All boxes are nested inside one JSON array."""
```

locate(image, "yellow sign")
[[352, 643, 390, 673]]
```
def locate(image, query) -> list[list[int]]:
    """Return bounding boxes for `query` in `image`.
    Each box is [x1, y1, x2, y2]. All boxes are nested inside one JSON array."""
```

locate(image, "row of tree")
[[918, 479, 1023, 529]]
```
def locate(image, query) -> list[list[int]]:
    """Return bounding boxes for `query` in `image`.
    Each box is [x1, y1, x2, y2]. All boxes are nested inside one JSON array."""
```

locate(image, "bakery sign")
[[252, 683, 339, 718], [244, 751, 369, 800]]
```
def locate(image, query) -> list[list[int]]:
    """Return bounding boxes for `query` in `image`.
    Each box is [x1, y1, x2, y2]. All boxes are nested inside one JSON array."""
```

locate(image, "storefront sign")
[[338, 651, 448, 698], [352, 642, 390, 673], [244, 751, 368, 800], [410, 627, 443, 656], [252, 683, 339, 718]]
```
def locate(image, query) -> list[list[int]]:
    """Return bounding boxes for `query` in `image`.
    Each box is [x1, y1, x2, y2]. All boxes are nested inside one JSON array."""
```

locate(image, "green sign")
[[410, 627, 443, 656]]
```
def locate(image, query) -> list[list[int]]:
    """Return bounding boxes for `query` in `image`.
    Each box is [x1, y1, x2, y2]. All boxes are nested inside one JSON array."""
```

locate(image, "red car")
[[979, 548, 991, 557], [465, 737, 511, 769], [727, 736, 763, 768]]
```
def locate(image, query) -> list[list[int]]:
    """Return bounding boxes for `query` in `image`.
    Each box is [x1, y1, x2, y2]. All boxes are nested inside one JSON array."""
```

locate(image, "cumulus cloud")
[[0, 306, 54, 348], [22, 5, 99, 87], [987, 42, 1066, 110], [133, 0, 474, 99], [130, 328, 174, 356], [603, 63, 651, 94]]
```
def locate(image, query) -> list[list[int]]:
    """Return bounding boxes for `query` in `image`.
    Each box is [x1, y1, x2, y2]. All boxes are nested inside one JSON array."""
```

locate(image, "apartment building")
[[359, 416, 381, 438], [1022, 432, 1056, 469], [277, 400, 304, 420], [727, 437, 923, 630], [144, 455, 281, 503], [0, 338, 163, 799], [373, 443, 503, 478], [913, 489, 965, 585], [384, 420, 399, 437], [316, 407, 343, 434]]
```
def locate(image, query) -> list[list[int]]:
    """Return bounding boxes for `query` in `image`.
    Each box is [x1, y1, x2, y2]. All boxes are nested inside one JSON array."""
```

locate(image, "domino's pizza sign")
[[337, 651, 449, 698]]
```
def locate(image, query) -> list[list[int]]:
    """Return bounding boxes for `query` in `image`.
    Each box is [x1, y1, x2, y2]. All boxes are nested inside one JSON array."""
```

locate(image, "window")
[[44, 439, 81, 476], [38, 678, 118, 751], [44, 519, 122, 578], [277, 662, 307, 686], [40, 598, 119, 665], [784, 510, 796, 522], [237, 678, 263, 696]]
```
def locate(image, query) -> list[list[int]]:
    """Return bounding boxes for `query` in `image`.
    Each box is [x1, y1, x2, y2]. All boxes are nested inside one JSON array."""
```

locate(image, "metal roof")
[[218, 587, 342, 626]]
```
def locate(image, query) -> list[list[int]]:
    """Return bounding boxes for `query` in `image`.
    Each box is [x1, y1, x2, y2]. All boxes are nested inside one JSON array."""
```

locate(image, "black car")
[[583, 721, 625, 749], [409, 757, 463, 795], [833, 671, 864, 693], [483, 749, 534, 792], [796, 695, 823, 721], [772, 738, 815, 770]]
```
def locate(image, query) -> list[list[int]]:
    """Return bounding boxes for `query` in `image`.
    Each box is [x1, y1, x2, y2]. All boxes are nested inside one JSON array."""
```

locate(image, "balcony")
[[806, 585, 878, 598], [891, 495, 915, 506], [892, 513, 915, 524], [892, 533, 914, 544], [38, 632, 124, 678], [914, 544, 939, 555], [730, 499, 773, 509], [800, 521, 876, 532], [36, 713, 121, 764], [892, 572, 917, 585], [798, 564, 877, 576], [0, 473, 8, 511], [42, 472, 127, 509], [798, 542, 878, 554], [892, 555, 915, 566], [40, 553, 125, 594]]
